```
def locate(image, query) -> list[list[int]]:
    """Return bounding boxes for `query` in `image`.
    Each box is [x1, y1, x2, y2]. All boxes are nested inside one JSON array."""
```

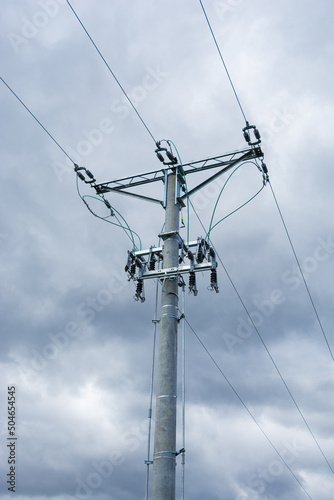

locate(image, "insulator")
[[86, 169, 95, 179], [196, 246, 205, 263], [104, 199, 112, 209], [254, 128, 261, 140], [136, 279, 143, 295], [130, 263, 136, 276], [197, 251, 203, 263], [209, 268, 219, 293], [149, 259, 156, 271], [188, 272, 198, 296], [211, 268, 217, 284], [166, 151, 177, 163], [243, 130, 250, 143], [77, 172, 85, 181], [134, 279, 145, 302], [262, 163, 268, 174], [157, 152, 164, 162]]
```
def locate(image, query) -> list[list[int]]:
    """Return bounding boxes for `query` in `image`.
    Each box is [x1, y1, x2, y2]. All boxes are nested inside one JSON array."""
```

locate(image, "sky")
[[0, 1, 333, 499]]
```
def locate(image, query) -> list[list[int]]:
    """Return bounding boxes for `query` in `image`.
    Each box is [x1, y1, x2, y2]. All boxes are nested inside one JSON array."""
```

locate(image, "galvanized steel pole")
[[151, 171, 180, 500]]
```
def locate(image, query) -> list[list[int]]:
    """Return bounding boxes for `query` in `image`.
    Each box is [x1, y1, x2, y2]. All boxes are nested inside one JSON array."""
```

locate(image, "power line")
[[205, 160, 265, 242], [75, 176, 142, 251], [198, 0, 248, 124], [0, 74, 142, 251], [269, 180, 334, 362], [0, 76, 74, 164], [185, 317, 313, 500], [65, 0, 157, 145], [189, 198, 334, 475]]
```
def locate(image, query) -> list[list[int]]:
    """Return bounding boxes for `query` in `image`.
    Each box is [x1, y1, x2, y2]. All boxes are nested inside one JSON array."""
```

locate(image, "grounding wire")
[[0, 76, 74, 164], [189, 198, 334, 474], [269, 180, 334, 362], [205, 160, 265, 242], [185, 317, 313, 500], [198, 0, 248, 124], [65, 0, 156, 144], [145, 279, 159, 500]]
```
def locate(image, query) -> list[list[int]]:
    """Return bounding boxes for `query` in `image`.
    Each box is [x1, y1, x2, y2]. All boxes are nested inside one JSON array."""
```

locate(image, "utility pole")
[[83, 130, 267, 500], [151, 171, 180, 500]]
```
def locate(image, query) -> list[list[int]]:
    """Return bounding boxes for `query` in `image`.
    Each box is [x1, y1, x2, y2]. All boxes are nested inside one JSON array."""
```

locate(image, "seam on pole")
[[161, 313, 179, 319]]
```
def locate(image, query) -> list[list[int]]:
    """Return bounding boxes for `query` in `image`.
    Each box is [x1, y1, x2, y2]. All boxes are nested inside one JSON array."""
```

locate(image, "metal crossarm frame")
[[139, 262, 214, 280], [93, 146, 263, 204], [126, 238, 218, 282]]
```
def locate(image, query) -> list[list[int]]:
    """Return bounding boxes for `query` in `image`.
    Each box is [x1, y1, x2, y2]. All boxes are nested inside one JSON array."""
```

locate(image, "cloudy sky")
[[0, 1, 333, 499]]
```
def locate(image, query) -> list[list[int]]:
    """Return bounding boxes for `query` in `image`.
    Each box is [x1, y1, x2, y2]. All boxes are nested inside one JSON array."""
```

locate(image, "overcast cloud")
[[0, 1, 333, 499]]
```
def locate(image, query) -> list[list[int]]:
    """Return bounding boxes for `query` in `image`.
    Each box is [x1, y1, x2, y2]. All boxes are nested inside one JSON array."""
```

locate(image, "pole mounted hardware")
[[74, 164, 96, 184], [124, 237, 219, 300], [242, 122, 261, 147], [93, 146, 264, 206]]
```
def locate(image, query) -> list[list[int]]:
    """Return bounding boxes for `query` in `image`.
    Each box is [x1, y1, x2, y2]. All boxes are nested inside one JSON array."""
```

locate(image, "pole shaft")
[[152, 172, 179, 500]]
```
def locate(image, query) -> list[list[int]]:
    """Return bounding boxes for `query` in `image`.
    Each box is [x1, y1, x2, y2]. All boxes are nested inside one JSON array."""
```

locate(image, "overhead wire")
[[198, 0, 248, 124], [84, 195, 142, 250], [1, 75, 143, 251], [269, 180, 334, 362], [189, 198, 334, 475], [208, 184, 264, 238], [0, 76, 74, 164], [3, 0, 331, 484], [65, 0, 156, 145], [205, 160, 265, 242], [184, 317, 313, 500], [75, 178, 142, 251], [197, 0, 332, 362]]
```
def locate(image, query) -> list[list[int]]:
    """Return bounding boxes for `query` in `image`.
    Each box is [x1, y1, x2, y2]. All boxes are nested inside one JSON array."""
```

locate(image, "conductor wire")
[[65, 0, 156, 144], [198, 0, 248, 124], [0, 76, 74, 164], [185, 318, 313, 500], [269, 180, 334, 362], [189, 198, 334, 474]]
